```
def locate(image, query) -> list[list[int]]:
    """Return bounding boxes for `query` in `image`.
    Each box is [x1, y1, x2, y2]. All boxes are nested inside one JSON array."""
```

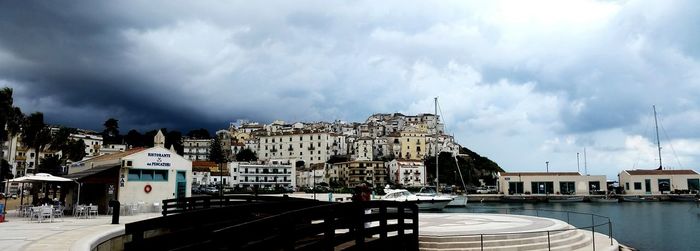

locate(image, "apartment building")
[[182, 138, 212, 161], [327, 160, 388, 188], [387, 159, 426, 187], [230, 159, 296, 189]]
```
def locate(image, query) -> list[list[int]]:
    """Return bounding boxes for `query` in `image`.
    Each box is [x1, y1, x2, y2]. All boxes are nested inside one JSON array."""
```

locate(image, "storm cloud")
[[2, 0, 700, 178]]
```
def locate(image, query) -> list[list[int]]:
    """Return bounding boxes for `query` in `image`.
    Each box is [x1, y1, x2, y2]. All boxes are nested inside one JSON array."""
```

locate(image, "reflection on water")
[[443, 202, 700, 251]]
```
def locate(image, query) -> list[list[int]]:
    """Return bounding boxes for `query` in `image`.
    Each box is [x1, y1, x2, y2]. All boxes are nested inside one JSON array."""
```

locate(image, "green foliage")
[[21, 112, 52, 174], [235, 148, 258, 161], [102, 118, 121, 144], [425, 147, 504, 188], [37, 155, 63, 176], [208, 136, 227, 164], [165, 130, 183, 154], [326, 155, 349, 164], [124, 129, 144, 147], [1, 159, 13, 180], [66, 139, 87, 162], [186, 128, 211, 139]]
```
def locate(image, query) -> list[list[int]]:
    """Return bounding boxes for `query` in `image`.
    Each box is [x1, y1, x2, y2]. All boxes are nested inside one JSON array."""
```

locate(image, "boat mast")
[[584, 148, 588, 175], [434, 97, 439, 189], [653, 105, 663, 170]]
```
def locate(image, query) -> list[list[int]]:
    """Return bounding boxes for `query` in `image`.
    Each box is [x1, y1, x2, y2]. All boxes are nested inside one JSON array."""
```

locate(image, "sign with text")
[[147, 152, 172, 167]]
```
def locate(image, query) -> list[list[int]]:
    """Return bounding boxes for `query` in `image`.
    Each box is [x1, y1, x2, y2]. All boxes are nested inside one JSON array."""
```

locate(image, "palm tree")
[[21, 112, 52, 174], [1, 88, 23, 182], [0, 87, 13, 162]]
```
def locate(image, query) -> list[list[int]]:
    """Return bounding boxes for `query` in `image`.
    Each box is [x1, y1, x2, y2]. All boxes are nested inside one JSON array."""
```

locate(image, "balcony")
[[308, 146, 315, 150], [270, 148, 278, 152]]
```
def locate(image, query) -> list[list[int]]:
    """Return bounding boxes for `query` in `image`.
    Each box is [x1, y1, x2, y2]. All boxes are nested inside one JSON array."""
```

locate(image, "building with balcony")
[[387, 159, 425, 187], [328, 160, 388, 188], [230, 159, 295, 189], [183, 138, 212, 161]]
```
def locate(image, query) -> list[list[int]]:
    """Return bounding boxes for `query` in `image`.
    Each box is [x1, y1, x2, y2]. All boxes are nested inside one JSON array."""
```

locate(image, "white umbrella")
[[7, 173, 73, 183]]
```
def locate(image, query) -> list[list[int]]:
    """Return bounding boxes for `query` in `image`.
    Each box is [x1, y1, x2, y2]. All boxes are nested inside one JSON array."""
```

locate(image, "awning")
[[6, 173, 74, 183], [63, 164, 120, 180]]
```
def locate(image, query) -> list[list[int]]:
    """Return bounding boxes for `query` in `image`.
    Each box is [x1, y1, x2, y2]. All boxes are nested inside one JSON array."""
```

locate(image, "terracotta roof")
[[192, 161, 217, 167], [501, 172, 581, 176], [625, 169, 699, 175], [80, 147, 146, 163], [192, 166, 211, 172]]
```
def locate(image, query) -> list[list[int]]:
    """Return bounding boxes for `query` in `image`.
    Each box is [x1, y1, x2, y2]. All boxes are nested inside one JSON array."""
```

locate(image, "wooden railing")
[[125, 199, 418, 251], [160, 195, 313, 216]]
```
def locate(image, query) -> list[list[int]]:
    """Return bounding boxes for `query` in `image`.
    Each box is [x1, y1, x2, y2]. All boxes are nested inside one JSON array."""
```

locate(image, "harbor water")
[[444, 202, 700, 251]]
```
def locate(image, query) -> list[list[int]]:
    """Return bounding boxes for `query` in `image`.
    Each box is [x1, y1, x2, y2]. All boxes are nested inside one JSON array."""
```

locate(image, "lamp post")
[[545, 161, 549, 173]]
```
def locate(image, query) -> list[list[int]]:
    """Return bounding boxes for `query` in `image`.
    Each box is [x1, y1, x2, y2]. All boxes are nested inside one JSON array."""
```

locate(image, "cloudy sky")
[[2, 0, 699, 178]]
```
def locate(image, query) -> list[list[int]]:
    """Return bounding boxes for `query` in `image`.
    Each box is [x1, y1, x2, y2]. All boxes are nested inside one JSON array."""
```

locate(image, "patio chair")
[[129, 203, 139, 215], [137, 201, 146, 213], [29, 207, 41, 221], [74, 205, 87, 219], [53, 205, 64, 222], [38, 207, 53, 223], [89, 205, 99, 218]]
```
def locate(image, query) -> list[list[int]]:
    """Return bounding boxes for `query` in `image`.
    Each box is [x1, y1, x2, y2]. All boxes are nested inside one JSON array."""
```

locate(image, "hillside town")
[[2, 108, 468, 194]]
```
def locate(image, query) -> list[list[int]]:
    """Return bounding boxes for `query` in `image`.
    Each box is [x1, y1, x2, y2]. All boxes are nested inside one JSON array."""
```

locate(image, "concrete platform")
[[418, 213, 619, 251], [0, 210, 160, 251]]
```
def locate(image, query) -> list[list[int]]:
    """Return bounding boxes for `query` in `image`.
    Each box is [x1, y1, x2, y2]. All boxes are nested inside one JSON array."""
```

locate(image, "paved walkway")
[[0, 210, 160, 251]]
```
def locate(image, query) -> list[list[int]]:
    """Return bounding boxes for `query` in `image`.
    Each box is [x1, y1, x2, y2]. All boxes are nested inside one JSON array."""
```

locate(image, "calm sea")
[[443, 202, 700, 251]]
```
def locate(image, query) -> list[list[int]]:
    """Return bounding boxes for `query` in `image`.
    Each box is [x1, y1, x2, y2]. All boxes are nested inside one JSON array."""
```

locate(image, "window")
[[559, 182, 575, 195], [508, 182, 524, 194], [531, 181, 554, 194], [128, 169, 169, 181], [688, 179, 700, 192], [625, 182, 629, 190], [634, 182, 642, 190]]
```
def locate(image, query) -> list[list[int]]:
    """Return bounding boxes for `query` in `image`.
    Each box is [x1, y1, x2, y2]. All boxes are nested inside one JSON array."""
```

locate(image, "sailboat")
[[431, 97, 467, 207]]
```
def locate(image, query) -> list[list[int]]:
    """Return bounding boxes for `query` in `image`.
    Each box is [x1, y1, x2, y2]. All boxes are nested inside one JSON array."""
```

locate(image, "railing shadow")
[[125, 196, 418, 251]]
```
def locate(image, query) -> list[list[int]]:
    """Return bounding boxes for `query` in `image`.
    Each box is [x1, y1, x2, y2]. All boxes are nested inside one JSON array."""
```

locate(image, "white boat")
[[382, 189, 453, 210], [590, 197, 619, 203], [548, 196, 584, 203]]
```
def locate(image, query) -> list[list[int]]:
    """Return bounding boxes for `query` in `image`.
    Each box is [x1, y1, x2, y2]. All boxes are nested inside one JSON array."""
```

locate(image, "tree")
[[36, 155, 63, 176], [102, 118, 121, 144], [326, 155, 349, 164], [21, 112, 52, 174], [235, 148, 258, 161], [65, 139, 87, 162], [124, 129, 144, 148], [186, 128, 211, 139], [208, 137, 227, 196], [0, 159, 13, 180], [1, 88, 22, 187], [165, 130, 183, 154]]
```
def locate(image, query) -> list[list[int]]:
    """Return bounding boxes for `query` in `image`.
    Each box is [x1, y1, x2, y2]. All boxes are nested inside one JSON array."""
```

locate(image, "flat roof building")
[[498, 172, 607, 195], [619, 169, 700, 195]]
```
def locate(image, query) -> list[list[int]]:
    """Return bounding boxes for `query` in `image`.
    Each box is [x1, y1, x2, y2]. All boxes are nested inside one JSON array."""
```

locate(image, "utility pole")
[[545, 161, 549, 173]]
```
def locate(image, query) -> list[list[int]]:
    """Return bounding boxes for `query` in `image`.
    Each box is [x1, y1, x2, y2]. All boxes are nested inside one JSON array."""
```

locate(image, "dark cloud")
[[2, 1, 700, 178]]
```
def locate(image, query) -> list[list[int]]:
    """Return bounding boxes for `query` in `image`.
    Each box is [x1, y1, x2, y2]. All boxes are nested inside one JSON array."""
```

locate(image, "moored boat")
[[501, 195, 541, 203], [382, 189, 453, 210], [622, 196, 658, 202], [590, 197, 619, 203], [668, 194, 699, 202], [548, 196, 584, 203]]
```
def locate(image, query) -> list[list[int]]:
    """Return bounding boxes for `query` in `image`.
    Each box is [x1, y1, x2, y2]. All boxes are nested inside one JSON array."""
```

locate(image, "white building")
[[99, 144, 127, 156], [230, 160, 296, 189], [65, 131, 193, 211], [297, 164, 326, 188], [69, 132, 103, 158], [498, 172, 607, 195], [257, 132, 341, 167], [619, 169, 700, 195], [182, 138, 212, 161], [387, 159, 426, 187]]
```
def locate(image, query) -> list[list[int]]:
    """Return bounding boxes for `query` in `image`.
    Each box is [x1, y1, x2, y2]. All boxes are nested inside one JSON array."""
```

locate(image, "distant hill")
[[425, 147, 503, 188]]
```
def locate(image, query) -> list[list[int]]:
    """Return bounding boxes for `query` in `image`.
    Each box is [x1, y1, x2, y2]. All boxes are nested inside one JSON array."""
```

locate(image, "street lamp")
[[545, 161, 549, 173]]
